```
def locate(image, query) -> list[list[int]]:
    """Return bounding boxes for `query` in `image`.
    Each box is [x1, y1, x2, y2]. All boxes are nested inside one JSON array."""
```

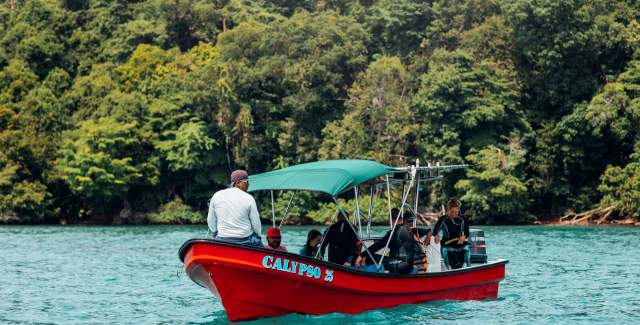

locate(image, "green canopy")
[[248, 160, 399, 196]]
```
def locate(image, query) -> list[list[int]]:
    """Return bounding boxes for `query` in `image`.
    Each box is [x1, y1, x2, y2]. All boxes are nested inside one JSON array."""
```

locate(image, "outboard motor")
[[469, 229, 488, 264]]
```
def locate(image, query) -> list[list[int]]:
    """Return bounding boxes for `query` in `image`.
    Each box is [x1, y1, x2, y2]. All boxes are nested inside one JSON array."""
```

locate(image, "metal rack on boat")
[[249, 159, 468, 271]]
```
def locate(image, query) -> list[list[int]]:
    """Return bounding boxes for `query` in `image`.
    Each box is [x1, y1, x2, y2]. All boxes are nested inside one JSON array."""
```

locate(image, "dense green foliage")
[[147, 196, 204, 224], [1, 0, 639, 224], [308, 196, 392, 225]]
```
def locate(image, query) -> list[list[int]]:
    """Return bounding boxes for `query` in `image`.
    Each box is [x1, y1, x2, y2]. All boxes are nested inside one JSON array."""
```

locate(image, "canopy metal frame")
[[260, 160, 468, 270]]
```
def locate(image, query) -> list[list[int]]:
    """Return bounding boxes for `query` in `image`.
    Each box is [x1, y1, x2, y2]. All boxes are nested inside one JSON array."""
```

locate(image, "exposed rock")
[[130, 212, 147, 225], [113, 207, 131, 225], [559, 206, 638, 225]]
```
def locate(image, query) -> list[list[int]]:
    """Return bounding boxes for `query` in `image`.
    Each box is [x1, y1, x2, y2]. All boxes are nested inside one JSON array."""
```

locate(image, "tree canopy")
[[1, 0, 639, 224]]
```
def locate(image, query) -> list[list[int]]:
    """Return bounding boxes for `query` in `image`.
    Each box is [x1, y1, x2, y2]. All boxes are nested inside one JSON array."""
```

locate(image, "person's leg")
[[358, 264, 382, 273], [464, 246, 471, 267], [398, 261, 413, 274], [441, 247, 451, 269], [383, 259, 412, 274], [382, 259, 399, 273], [215, 236, 240, 243], [216, 234, 262, 247]]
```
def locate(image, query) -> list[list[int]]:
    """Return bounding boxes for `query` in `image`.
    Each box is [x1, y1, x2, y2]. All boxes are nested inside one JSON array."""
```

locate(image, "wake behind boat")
[[178, 159, 508, 321]]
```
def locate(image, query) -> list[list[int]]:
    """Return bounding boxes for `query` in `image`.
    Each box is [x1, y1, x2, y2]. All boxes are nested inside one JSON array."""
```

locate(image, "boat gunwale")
[[178, 238, 508, 278]]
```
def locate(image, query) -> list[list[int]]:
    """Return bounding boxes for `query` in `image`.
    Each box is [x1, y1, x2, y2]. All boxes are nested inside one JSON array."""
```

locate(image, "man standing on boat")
[[207, 169, 262, 247], [432, 198, 470, 268]]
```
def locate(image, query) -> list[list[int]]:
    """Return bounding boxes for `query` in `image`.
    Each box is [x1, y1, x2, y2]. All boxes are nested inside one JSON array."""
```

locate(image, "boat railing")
[[262, 159, 469, 272]]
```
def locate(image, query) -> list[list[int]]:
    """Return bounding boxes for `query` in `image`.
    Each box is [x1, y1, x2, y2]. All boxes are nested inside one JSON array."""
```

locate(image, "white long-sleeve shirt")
[[207, 187, 261, 238]]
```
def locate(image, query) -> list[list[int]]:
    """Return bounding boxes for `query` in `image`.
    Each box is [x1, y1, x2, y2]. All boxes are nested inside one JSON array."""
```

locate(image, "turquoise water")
[[1, 225, 639, 324]]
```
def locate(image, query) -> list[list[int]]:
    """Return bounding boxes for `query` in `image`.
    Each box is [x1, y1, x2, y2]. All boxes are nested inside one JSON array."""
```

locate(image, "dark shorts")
[[215, 233, 263, 247]]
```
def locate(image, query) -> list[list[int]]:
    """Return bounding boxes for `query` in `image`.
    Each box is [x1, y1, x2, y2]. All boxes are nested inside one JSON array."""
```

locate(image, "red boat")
[[179, 239, 507, 322], [179, 160, 508, 321]]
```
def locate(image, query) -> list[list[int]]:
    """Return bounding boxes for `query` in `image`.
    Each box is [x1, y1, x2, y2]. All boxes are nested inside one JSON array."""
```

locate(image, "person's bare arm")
[[206, 197, 217, 237]]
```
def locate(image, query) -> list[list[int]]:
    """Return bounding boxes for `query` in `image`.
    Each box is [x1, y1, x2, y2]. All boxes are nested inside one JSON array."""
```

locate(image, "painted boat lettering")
[[262, 255, 334, 282], [324, 270, 334, 282]]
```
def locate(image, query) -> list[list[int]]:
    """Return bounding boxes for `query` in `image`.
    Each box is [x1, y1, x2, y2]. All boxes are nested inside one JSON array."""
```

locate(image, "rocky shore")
[[557, 206, 640, 226], [12, 206, 640, 227]]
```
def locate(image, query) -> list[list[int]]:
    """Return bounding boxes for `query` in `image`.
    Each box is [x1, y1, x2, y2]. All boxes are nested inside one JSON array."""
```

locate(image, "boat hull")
[[179, 239, 507, 322]]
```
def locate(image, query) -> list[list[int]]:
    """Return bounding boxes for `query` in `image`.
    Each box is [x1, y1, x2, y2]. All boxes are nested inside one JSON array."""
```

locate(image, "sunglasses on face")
[[230, 179, 250, 187]]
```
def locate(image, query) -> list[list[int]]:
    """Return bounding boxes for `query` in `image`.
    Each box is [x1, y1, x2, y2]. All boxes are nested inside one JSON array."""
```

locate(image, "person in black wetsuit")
[[432, 198, 470, 269], [320, 213, 359, 266], [355, 212, 430, 274]]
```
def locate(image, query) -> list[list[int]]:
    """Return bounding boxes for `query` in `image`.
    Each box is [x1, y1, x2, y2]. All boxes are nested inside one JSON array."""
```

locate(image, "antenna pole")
[[414, 159, 420, 228]]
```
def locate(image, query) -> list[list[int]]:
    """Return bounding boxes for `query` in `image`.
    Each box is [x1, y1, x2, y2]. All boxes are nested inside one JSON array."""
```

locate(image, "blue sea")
[[1, 225, 638, 324]]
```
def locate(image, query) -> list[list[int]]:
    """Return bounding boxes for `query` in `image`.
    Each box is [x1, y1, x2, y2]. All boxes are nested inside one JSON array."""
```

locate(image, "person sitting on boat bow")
[[432, 198, 470, 269], [207, 169, 262, 247], [320, 213, 359, 266], [265, 227, 287, 252], [299, 229, 322, 257], [355, 212, 428, 274]]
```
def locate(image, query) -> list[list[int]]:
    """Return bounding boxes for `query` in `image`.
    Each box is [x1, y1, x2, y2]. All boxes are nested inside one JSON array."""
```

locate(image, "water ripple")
[[1, 225, 639, 324]]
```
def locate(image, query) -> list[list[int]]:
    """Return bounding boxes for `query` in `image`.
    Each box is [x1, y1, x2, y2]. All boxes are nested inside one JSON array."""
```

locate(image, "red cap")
[[266, 227, 281, 238]]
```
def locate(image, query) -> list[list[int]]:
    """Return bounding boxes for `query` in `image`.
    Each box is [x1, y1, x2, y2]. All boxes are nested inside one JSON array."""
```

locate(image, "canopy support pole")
[[270, 190, 276, 228], [385, 174, 392, 228], [278, 191, 296, 228], [377, 165, 417, 271], [399, 180, 408, 219], [355, 186, 362, 238], [367, 185, 374, 238], [313, 211, 335, 260]]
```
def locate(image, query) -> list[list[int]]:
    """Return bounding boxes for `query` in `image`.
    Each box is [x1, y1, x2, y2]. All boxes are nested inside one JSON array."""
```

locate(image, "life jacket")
[[413, 233, 429, 274]]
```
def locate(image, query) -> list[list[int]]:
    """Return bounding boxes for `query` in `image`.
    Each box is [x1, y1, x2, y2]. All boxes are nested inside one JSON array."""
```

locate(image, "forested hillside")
[[0, 0, 638, 224]]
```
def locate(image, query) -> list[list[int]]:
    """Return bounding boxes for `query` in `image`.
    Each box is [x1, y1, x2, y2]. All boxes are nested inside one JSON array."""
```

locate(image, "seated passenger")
[[264, 227, 287, 252], [432, 198, 470, 269], [299, 229, 322, 257], [355, 212, 425, 274], [320, 213, 359, 266]]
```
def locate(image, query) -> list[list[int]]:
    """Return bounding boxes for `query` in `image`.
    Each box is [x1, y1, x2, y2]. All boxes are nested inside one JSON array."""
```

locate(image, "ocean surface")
[[1, 225, 639, 324]]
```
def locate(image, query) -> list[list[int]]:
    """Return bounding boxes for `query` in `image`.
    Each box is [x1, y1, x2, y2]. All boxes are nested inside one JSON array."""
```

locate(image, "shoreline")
[[3, 207, 638, 227], [2, 219, 639, 227]]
